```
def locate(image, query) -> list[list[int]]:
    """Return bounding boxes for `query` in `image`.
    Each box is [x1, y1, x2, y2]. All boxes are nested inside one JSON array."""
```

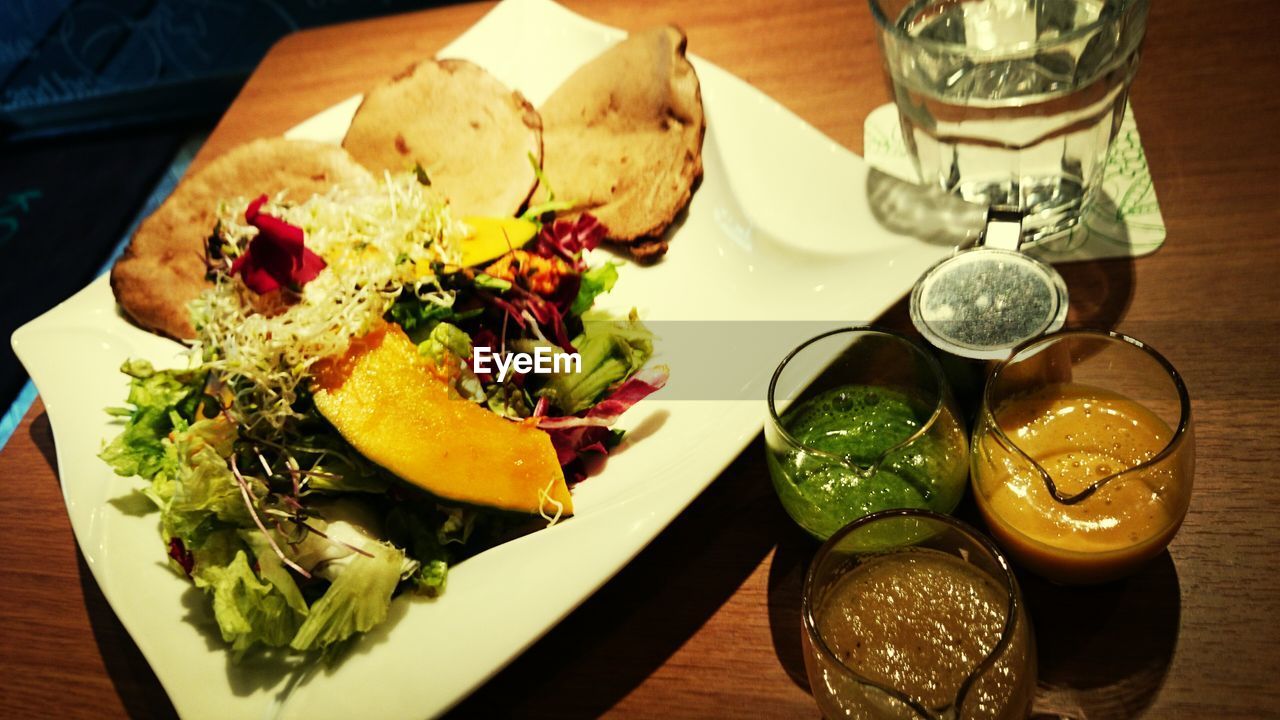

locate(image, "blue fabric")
[[0, 132, 204, 452]]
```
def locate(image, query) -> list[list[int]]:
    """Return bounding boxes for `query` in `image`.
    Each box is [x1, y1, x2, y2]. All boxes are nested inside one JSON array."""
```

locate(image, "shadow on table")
[[449, 436, 784, 717], [1057, 256, 1136, 331], [29, 409, 57, 473], [38, 405, 174, 718], [74, 552, 179, 720], [1025, 552, 1182, 720], [765, 515, 820, 692]]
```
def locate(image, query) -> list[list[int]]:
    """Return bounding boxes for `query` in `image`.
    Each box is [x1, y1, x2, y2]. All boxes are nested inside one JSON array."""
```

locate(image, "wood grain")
[[2, 0, 1279, 717]]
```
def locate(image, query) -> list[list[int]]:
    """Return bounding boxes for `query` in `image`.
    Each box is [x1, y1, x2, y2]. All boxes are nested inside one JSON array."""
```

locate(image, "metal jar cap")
[[909, 209, 1069, 360]]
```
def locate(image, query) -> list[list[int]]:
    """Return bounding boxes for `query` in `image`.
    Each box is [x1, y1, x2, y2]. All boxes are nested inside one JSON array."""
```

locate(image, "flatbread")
[[110, 139, 374, 340], [537, 26, 705, 259], [342, 58, 542, 219]]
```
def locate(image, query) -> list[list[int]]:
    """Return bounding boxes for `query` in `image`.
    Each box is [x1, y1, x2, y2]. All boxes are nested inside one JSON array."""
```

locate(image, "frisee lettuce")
[[194, 173, 466, 437]]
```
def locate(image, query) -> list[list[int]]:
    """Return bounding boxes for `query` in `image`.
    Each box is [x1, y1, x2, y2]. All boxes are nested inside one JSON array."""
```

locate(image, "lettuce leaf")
[[388, 294, 482, 343], [570, 263, 619, 316], [160, 417, 249, 541], [100, 360, 209, 480], [388, 296, 454, 337], [539, 366, 669, 480], [418, 322, 485, 402], [194, 548, 307, 657], [241, 531, 309, 618], [418, 321, 473, 364], [538, 311, 653, 414], [289, 540, 407, 652], [484, 382, 532, 420]]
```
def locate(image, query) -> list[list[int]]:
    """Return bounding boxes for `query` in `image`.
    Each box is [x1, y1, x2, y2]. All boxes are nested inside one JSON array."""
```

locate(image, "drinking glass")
[[803, 509, 1036, 719], [869, 0, 1150, 244], [766, 328, 968, 540], [971, 330, 1194, 584]]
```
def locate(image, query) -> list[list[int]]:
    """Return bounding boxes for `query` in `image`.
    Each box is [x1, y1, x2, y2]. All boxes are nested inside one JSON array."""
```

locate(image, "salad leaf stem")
[[230, 453, 311, 579]]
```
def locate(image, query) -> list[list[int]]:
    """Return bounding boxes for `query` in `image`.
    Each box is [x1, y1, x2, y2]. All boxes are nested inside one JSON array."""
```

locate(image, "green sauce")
[[768, 385, 968, 539]]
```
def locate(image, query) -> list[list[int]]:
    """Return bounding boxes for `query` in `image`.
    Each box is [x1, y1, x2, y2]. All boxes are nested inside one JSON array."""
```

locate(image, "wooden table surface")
[[3, 0, 1279, 717]]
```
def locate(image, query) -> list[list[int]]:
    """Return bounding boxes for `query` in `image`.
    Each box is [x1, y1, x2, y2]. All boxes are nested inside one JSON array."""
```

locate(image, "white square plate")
[[11, 0, 952, 716]]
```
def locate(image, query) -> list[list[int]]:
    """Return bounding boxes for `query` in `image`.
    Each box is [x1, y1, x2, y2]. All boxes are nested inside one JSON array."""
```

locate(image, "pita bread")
[[537, 26, 704, 259], [342, 59, 542, 219], [110, 139, 374, 340]]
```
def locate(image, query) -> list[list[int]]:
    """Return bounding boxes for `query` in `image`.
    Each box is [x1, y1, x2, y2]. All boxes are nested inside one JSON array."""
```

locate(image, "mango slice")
[[460, 216, 538, 267], [312, 324, 572, 516]]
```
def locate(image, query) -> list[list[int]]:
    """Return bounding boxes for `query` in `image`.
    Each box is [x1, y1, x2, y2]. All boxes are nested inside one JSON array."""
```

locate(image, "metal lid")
[[909, 247, 1069, 360]]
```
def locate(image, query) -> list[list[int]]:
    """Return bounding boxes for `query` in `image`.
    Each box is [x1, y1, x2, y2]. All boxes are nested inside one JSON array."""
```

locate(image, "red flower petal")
[[244, 194, 268, 222], [231, 194, 326, 294], [296, 245, 327, 285]]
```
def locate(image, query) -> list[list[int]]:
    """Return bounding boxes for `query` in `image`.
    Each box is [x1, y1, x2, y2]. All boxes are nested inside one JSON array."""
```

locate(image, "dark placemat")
[[2, 0, 448, 139], [0, 127, 191, 421]]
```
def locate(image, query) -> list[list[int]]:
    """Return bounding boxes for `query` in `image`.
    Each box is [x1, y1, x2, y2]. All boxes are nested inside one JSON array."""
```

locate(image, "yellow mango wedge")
[[312, 323, 572, 516], [460, 216, 538, 267]]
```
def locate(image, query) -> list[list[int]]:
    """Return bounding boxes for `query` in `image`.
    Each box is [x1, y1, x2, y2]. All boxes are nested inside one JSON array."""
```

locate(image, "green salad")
[[101, 172, 666, 658]]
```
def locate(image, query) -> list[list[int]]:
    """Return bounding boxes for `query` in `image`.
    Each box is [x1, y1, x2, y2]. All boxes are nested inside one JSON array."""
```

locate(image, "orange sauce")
[[973, 383, 1190, 584]]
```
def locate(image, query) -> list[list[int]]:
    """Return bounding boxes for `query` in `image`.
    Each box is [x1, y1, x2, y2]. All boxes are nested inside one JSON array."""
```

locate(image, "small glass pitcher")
[[765, 328, 968, 540], [802, 509, 1036, 719], [971, 330, 1194, 584]]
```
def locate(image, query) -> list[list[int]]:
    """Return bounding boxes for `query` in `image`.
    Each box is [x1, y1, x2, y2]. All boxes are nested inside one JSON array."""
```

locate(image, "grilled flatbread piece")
[[342, 58, 542, 218], [110, 139, 374, 340], [538, 26, 705, 259]]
